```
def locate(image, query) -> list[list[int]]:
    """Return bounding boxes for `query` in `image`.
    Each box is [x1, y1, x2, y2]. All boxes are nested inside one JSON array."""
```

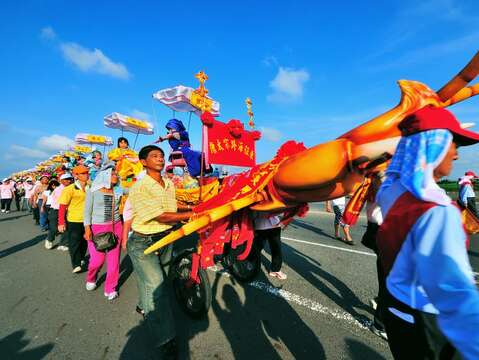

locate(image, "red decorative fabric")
[[377, 192, 436, 276], [227, 119, 244, 138], [200, 111, 215, 126], [342, 177, 372, 226], [275, 140, 307, 158], [190, 252, 200, 283], [202, 117, 258, 167], [191, 140, 308, 273], [281, 203, 309, 227]]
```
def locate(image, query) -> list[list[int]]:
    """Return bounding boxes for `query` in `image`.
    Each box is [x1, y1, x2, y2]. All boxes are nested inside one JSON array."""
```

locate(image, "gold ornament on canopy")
[[246, 97, 254, 129], [191, 70, 213, 113]]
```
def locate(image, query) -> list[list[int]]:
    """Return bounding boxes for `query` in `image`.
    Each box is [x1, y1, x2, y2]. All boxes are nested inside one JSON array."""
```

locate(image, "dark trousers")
[[254, 227, 283, 272], [32, 205, 39, 223], [14, 196, 20, 211], [1, 198, 12, 211], [67, 221, 87, 268], [383, 290, 458, 360], [361, 222, 385, 328], [467, 197, 477, 217], [47, 209, 58, 242]]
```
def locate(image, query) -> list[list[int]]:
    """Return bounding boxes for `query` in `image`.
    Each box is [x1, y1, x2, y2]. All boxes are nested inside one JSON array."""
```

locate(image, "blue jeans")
[[38, 200, 48, 230], [127, 232, 175, 347]]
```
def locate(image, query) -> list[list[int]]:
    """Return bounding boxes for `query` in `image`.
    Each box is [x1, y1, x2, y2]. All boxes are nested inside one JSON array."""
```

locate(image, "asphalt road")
[[1, 205, 477, 360]]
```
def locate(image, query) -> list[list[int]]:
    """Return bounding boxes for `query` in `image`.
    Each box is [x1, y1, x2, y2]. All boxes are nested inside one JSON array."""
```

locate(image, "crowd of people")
[[2, 107, 479, 359]]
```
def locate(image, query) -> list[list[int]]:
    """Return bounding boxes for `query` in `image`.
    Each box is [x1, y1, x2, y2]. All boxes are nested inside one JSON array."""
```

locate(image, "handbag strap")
[[111, 191, 115, 233]]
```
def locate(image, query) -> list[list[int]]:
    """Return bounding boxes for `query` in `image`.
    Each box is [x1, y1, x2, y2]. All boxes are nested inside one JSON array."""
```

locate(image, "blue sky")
[[1, 0, 478, 180]]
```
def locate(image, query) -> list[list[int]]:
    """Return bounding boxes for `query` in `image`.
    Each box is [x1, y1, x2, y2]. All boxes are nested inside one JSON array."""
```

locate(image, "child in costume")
[[84, 150, 103, 181], [156, 119, 204, 177], [107, 137, 142, 189], [376, 107, 479, 360]]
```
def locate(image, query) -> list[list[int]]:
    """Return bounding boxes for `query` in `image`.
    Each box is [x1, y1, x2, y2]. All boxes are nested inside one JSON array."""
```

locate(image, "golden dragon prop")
[[145, 51, 479, 256]]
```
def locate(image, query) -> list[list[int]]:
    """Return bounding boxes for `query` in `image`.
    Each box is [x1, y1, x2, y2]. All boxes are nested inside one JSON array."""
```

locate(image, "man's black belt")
[[132, 229, 171, 242]]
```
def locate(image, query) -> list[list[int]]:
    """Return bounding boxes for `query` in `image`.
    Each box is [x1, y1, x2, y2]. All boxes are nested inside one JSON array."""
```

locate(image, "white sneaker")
[[1, 209, 5, 213], [105, 291, 119, 301], [269, 271, 287, 280], [5, 210, 9, 214], [370, 323, 388, 341], [44, 240, 53, 250], [72, 266, 82, 273], [57, 245, 69, 251], [85, 282, 97, 291]]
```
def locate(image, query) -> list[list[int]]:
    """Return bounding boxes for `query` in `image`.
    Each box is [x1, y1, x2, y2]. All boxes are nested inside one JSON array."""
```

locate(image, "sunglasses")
[[77, 172, 89, 175]]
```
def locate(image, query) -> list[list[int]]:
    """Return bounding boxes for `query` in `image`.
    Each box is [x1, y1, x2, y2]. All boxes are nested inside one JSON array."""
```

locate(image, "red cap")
[[398, 106, 479, 146], [465, 171, 478, 178]]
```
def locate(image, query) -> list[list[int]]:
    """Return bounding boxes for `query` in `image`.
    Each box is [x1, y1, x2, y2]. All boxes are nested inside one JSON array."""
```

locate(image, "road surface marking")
[[249, 281, 372, 330], [209, 268, 372, 332], [281, 236, 376, 257]]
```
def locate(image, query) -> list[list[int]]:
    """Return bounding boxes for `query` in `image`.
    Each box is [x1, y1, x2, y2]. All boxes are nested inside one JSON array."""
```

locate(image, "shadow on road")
[[0, 213, 30, 223], [119, 267, 324, 359], [345, 338, 387, 360], [0, 234, 46, 259], [282, 242, 374, 323], [119, 281, 209, 360], [211, 272, 325, 359], [290, 219, 337, 240], [0, 329, 54, 359]]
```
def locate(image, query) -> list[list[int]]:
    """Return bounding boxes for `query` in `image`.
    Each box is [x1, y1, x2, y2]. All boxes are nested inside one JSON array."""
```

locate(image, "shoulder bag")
[[92, 192, 118, 252]]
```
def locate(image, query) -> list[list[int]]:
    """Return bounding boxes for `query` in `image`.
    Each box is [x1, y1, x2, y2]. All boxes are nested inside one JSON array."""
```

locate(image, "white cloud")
[[37, 134, 74, 152], [41, 26, 131, 80], [40, 26, 56, 40], [259, 126, 283, 142], [60, 42, 130, 80], [267, 67, 310, 103], [5, 145, 49, 160], [130, 109, 151, 120]]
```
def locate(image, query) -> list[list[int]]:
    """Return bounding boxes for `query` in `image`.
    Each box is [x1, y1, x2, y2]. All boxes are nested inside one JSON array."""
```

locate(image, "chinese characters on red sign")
[[201, 115, 259, 167]]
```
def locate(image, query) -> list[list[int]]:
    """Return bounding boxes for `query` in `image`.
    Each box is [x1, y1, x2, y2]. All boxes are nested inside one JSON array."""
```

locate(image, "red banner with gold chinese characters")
[[201, 112, 261, 167]]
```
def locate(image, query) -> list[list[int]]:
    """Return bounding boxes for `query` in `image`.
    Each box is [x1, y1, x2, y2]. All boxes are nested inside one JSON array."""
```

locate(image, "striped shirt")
[[83, 189, 121, 226], [129, 174, 177, 234]]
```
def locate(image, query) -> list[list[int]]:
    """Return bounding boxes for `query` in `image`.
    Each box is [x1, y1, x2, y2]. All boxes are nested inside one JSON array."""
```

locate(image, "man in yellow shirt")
[[58, 165, 89, 273], [127, 145, 192, 358]]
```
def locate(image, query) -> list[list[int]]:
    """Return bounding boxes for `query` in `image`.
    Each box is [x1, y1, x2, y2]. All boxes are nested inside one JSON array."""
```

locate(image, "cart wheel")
[[170, 250, 211, 318], [224, 243, 261, 282]]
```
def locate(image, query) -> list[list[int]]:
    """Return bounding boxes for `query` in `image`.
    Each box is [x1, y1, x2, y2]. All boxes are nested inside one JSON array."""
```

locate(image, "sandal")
[[343, 239, 355, 246], [136, 306, 145, 317]]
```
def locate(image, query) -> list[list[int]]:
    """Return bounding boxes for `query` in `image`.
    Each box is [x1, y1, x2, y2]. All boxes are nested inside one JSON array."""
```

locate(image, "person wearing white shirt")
[[331, 196, 353, 244], [253, 212, 287, 280]]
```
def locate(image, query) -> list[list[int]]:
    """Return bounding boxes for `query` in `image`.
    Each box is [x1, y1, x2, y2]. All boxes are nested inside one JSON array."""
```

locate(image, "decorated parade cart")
[[144, 53, 479, 317]]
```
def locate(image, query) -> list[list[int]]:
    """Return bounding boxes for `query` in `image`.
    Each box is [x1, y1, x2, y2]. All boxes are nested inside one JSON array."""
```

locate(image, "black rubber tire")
[[224, 242, 261, 283], [170, 249, 212, 318]]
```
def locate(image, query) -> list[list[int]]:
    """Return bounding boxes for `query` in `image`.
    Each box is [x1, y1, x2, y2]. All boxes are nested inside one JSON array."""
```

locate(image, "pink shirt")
[[0, 183, 14, 199], [50, 184, 64, 210], [24, 183, 35, 199], [122, 198, 133, 221]]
